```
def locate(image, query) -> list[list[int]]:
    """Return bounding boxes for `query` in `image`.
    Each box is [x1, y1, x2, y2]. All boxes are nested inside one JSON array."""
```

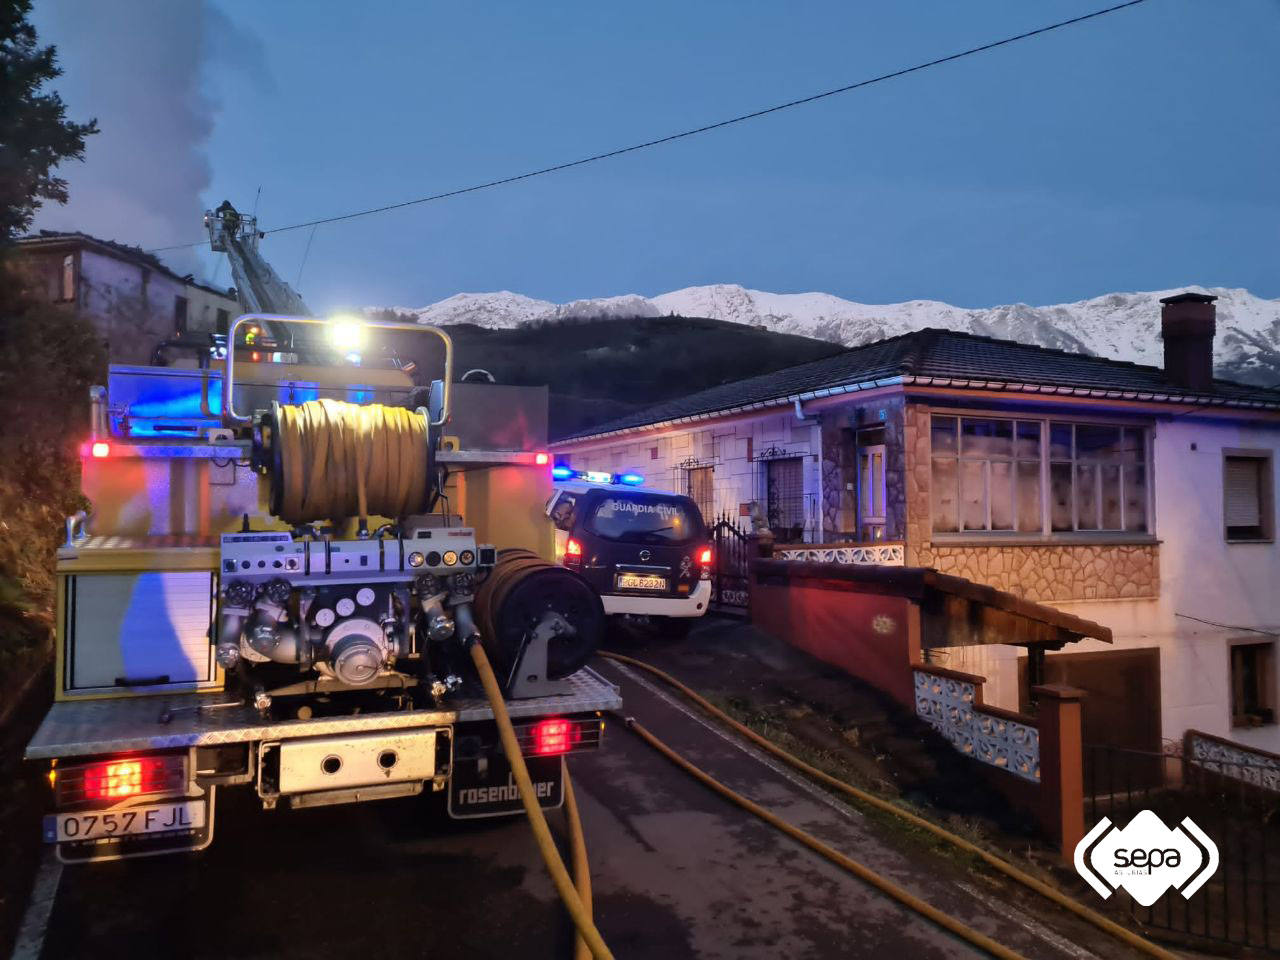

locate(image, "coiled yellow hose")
[[601, 651, 1178, 960], [273, 399, 429, 524]]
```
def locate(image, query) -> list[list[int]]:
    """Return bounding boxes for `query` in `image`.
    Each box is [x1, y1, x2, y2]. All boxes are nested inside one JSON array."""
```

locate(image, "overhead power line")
[[151, 0, 1150, 254]]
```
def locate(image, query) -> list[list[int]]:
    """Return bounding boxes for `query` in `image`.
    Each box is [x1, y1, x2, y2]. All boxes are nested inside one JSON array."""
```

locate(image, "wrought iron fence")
[[709, 514, 750, 616], [1085, 742, 1280, 950]]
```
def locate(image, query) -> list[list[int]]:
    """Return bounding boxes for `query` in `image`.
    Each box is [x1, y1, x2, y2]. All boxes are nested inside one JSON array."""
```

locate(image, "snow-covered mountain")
[[373, 284, 1280, 384]]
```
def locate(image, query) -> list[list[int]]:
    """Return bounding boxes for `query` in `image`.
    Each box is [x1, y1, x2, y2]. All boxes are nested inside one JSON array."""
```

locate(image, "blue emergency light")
[[551, 467, 645, 486]]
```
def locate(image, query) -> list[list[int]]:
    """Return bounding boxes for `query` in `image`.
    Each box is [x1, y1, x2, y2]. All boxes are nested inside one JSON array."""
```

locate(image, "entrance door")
[[1020, 647, 1162, 751], [765, 457, 805, 541]]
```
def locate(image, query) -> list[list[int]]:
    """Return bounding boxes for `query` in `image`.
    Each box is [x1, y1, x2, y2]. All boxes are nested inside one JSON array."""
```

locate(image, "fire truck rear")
[[25, 205, 620, 863]]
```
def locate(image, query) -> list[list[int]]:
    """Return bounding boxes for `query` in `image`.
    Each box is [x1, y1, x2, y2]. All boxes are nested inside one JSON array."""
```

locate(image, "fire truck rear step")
[[26, 667, 620, 760]]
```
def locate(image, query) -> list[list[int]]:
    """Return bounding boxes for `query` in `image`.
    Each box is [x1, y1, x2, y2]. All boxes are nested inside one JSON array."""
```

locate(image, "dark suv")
[[546, 479, 712, 629]]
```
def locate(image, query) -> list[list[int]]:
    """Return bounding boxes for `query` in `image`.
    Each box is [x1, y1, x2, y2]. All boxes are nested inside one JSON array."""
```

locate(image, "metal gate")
[[709, 514, 750, 616], [1085, 742, 1280, 950]]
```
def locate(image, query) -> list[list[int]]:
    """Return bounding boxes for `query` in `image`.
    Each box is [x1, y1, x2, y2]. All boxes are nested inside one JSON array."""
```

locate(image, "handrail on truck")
[[220, 312, 454, 428]]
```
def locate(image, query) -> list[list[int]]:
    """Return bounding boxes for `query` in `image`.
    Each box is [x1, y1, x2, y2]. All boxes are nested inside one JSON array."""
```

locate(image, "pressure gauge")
[[336, 597, 356, 617], [355, 587, 376, 607], [314, 608, 336, 628]]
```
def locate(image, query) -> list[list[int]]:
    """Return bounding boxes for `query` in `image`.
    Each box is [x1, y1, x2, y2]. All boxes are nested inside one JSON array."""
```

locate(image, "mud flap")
[[447, 754, 563, 819]]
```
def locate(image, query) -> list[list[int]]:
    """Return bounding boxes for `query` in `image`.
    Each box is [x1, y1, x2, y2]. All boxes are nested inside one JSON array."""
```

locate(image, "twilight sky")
[[29, 0, 1280, 312]]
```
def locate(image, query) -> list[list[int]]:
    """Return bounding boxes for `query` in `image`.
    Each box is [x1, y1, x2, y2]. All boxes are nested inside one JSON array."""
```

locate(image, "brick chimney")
[[1159, 292, 1217, 391]]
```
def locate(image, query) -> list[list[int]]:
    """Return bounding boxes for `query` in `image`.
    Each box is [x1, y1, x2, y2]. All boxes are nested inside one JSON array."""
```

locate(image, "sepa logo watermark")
[[1074, 810, 1219, 907]]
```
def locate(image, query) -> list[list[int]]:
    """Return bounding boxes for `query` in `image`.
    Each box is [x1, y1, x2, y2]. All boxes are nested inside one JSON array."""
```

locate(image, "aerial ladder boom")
[[204, 201, 310, 327]]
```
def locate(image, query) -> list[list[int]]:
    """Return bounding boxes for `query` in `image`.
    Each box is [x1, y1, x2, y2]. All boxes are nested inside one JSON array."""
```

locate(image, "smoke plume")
[[29, 1, 267, 278]]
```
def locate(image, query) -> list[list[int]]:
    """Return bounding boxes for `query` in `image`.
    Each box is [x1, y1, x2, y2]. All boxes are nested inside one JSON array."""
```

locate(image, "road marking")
[[605, 659, 864, 824], [10, 848, 62, 960], [954, 881, 1101, 960]]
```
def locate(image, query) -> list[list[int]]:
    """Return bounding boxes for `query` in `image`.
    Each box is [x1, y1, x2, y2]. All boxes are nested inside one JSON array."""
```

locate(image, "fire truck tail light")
[[531, 718, 578, 756], [90, 442, 110, 458], [514, 717, 601, 757], [534, 452, 550, 466], [698, 547, 713, 565], [82, 758, 166, 800], [565, 538, 582, 557], [58, 755, 185, 805]]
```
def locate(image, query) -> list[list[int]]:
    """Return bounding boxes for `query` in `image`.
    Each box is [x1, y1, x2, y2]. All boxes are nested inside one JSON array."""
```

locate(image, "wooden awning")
[[752, 559, 1112, 649]]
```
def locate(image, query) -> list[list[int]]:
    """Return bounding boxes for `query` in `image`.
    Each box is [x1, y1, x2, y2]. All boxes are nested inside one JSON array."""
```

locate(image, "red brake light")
[[532, 718, 579, 756], [534, 452, 550, 466], [90, 441, 110, 458], [81, 758, 169, 800], [565, 538, 582, 557], [698, 546, 713, 565]]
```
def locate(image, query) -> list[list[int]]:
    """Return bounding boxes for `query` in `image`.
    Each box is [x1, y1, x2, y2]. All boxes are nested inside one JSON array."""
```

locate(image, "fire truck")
[[24, 204, 621, 863]]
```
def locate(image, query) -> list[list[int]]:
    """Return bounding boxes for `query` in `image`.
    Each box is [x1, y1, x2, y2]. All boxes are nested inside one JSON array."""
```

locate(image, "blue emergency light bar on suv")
[[552, 466, 645, 486]]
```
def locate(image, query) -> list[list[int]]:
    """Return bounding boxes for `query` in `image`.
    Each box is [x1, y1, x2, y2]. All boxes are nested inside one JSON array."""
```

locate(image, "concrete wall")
[[556, 409, 824, 536]]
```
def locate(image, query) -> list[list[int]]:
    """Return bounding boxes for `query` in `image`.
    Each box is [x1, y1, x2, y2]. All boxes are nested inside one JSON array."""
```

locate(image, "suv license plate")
[[616, 573, 667, 591], [44, 800, 205, 843]]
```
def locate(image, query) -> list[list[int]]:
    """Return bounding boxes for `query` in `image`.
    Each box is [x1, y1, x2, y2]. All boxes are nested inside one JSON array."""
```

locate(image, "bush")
[[0, 259, 104, 684]]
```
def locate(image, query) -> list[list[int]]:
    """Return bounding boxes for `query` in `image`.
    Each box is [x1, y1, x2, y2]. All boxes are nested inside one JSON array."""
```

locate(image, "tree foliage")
[[0, 0, 98, 245]]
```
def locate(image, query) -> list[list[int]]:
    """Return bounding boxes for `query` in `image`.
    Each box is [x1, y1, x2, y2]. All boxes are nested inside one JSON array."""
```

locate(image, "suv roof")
[[552, 480, 681, 498]]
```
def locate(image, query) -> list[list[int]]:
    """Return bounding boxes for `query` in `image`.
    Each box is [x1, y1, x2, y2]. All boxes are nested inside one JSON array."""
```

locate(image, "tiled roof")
[[554, 328, 1280, 443]]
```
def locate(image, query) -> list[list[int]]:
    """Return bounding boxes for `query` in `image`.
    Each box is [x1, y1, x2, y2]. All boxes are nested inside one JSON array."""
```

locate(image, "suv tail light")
[[697, 545, 713, 579], [564, 537, 583, 569]]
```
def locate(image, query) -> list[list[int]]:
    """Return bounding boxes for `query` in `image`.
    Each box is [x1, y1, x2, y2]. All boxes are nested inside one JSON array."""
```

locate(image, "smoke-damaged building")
[[15, 231, 239, 366]]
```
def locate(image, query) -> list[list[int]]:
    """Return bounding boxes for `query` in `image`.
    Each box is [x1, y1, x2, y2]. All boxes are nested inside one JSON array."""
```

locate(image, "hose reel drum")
[[257, 398, 439, 526]]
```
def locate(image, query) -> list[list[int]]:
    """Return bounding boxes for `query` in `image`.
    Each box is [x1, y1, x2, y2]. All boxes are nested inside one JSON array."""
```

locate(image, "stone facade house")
[[553, 293, 1280, 755], [15, 231, 239, 366]]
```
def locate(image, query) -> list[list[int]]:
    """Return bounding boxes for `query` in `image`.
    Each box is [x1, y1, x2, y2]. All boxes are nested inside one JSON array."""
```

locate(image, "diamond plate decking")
[[26, 668, 622, 760]]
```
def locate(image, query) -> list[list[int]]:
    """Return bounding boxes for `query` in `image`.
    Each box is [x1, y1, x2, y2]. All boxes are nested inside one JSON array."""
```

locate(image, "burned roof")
[[554, 327, 1280, 443], [17, 230, 234, 300]]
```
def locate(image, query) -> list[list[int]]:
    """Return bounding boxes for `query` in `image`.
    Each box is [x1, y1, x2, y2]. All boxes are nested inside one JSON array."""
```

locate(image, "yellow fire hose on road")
[[469, 642, 614, 960], [564, 769, 594, 960], [600, 651, 1178, 960], [624, 716, 1026, 959]]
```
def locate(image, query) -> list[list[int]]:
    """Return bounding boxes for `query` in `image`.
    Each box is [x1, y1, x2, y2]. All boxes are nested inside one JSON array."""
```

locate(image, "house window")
[[686, 466, 714, 521], [930, 415, 1149, 535], [174, 295, 189, 334], [1224, 453, 1273, 542], [60, 254, 76, 302], [765, 457, 806, 539], [1231, 642, 1275, 727], [930, 417, 1043, 533], [1049, 423, 1147, 533]]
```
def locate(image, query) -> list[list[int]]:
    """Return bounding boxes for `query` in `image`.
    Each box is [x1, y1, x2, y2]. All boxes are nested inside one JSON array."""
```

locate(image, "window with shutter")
[[1224, 454, 1272, 541]]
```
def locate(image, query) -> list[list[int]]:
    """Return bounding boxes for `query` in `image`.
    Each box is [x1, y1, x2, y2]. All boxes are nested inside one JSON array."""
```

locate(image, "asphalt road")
[[21, 658, 1135, 960]]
